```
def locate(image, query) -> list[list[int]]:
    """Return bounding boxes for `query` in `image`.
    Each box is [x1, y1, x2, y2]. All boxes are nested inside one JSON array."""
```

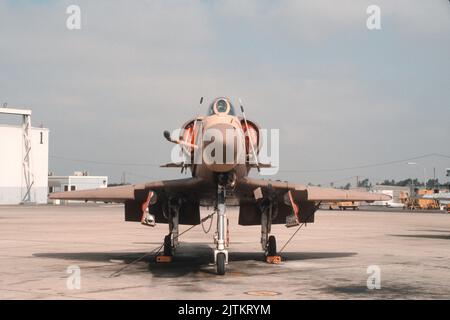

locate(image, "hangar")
[[0, 107, 49, 204], [48, 171, 108, 204]]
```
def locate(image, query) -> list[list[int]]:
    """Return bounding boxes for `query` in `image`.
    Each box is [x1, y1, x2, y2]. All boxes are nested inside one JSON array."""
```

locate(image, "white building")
[[48, 172, 108, 204], [0, 107, 49, 204], [370, 185, 410, 208]]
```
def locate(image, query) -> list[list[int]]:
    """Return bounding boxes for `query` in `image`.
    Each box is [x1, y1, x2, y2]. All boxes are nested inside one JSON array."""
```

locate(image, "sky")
[[1, 0, 449, 186]]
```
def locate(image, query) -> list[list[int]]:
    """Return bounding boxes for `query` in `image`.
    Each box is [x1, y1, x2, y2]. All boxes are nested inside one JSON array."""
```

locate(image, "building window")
[[49, 187, 53, 193], [40, 132, 43, 144], [71, 186, 76, 191], [64, 185, 69, 191]]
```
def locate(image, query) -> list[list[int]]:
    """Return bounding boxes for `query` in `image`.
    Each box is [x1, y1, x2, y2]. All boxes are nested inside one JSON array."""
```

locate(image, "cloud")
[[215, 0, 450, 41], [0, 0, 449, 185]]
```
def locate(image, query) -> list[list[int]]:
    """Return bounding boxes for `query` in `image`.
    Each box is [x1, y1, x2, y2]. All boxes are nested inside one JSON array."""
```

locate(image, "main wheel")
[[216, 252, 226, 275], [163, 234, 172, 256], [267, 235, 277, 256]]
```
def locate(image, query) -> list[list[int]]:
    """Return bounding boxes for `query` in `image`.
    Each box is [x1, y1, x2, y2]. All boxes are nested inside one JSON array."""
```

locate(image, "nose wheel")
[[216, 252, 226, 275]]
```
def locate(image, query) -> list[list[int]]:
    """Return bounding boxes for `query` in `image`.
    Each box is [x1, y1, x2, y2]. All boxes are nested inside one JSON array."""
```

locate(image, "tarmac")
[[0, 204, 449, 299]]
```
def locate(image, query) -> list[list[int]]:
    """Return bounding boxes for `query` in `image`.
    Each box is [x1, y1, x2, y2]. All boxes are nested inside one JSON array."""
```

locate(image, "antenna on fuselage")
[[239, 98, 260, 173]]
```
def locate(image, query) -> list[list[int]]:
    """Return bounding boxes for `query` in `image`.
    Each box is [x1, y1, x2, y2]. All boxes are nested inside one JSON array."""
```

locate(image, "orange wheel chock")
[[266, 255, 282, 264], [156, 255, 173, 263]]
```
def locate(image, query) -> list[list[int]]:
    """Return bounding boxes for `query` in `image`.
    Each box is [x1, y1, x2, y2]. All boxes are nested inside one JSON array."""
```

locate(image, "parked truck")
[[327, 201, 360, 210], [406, 189, 439, 210]]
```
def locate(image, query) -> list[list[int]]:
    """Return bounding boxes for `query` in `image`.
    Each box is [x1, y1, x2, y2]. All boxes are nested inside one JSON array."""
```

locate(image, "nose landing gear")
[[214, 184, 229, 275]]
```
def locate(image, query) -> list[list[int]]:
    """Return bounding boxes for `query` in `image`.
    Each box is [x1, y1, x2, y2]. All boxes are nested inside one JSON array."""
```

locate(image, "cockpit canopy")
[[207, 97, 236, 116]]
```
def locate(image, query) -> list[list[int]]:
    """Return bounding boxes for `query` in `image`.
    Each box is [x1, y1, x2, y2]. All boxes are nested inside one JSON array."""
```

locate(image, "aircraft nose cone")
[[202, 123, 244, 172]]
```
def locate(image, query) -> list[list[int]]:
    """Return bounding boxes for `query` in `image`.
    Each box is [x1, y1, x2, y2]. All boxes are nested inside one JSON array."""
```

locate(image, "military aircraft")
[[50, 97, 390, 275]]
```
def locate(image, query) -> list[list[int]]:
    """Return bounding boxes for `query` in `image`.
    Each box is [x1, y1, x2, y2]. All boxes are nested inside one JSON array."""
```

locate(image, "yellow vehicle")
[[406, 189, 439, 210], [417, 190, 439, 210], [328, 201, 360, 210]]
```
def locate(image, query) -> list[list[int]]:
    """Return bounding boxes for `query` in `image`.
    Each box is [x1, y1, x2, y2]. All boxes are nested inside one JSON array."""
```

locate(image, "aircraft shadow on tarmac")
[[410, 229, 450, 233], [391, 229, 450, 240], [34, 244, 356, 277], [391, 234, 450, 240]]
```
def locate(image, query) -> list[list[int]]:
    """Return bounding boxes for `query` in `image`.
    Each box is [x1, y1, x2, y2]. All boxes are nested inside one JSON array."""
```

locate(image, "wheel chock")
[[266, 255, 282, 264], [156, 255, 173, 263]]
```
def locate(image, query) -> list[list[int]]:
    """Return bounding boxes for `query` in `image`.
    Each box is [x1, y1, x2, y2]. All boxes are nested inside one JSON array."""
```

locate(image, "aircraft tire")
[[267, 235, 277, 256], [163, 234, 172, 256], [217, 253, 226, 275]]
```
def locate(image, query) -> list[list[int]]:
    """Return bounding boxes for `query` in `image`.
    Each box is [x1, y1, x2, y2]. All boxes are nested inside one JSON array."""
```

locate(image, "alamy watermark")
[[169, 124, 280, 175], [367, 265, 381, 290], [366, 5, 381, 30], [66, 5, 81, 30], [66, 265, 81, 290]]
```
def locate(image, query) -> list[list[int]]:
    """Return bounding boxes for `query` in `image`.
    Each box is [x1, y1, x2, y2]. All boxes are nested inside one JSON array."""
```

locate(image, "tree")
[[357, 178, 371, 188], [379, 178, 424, 187]]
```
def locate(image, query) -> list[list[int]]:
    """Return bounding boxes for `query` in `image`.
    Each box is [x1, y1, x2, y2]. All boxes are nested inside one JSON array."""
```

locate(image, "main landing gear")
[[154, 181, 283, 272], [259, 195, 282, 264], [156, 198, 181, 263]]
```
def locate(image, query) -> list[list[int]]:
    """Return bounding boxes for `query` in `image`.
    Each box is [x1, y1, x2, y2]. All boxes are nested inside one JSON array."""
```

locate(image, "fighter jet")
[[50, 97, 390, 275]]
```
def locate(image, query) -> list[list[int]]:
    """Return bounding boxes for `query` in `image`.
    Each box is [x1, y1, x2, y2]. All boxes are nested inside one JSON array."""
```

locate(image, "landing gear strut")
[[259, 196, 277, 253], [157, 198, 181, 261], [214, 184, 228, 275], [168, 198, 181, 250], [259, 195, 281, 263]]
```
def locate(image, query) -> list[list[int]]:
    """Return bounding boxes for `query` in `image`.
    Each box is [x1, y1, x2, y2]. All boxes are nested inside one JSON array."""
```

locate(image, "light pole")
[[407, 162, 417, 198], [407, 162, 427, 189]]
